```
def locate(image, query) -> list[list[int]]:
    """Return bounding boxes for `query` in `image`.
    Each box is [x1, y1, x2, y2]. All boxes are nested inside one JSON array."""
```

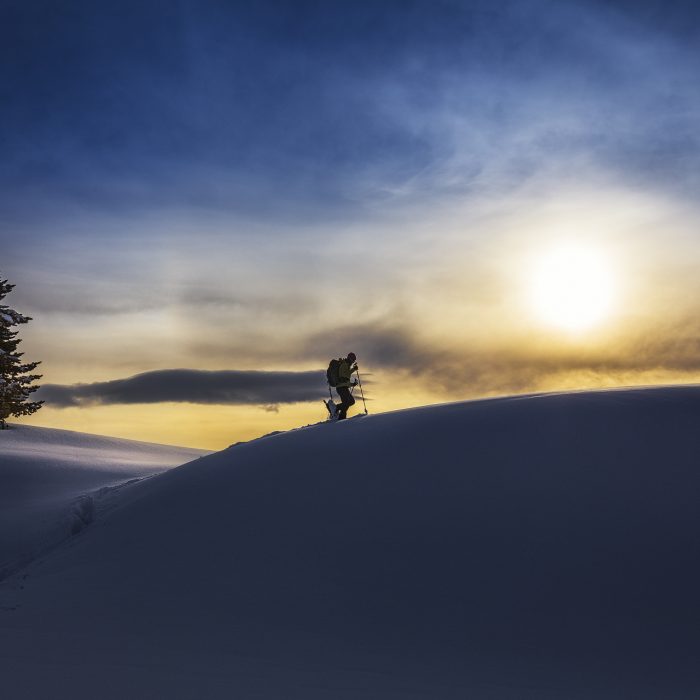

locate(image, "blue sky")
[[3, 0, 700, 446], [3, 0, 699, 226]]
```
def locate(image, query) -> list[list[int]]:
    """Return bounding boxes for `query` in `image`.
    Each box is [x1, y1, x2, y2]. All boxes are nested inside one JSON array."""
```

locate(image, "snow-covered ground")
[[2, 387, 700, 698], [0, 424, 208, 580]]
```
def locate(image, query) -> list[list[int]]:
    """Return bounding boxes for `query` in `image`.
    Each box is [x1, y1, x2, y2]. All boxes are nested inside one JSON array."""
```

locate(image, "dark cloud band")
[[38, 369, 326, 408]]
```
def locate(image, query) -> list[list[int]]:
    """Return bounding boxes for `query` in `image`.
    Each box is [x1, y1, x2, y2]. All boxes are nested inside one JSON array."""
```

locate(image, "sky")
[[2, 0, 700, 449]]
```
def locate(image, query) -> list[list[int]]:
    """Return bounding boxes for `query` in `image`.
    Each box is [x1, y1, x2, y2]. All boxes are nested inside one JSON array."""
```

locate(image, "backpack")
[[326, 358, 341, 387]]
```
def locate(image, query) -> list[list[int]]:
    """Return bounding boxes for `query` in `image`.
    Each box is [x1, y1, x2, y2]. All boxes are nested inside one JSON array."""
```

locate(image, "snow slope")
[[0, 424, 208, 580], [2, 387, 700, 698]]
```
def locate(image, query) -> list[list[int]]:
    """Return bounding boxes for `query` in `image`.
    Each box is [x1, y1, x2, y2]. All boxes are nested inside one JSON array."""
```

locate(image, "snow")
[[0, 308, 26, 324], [1, 386, 700, 698], [0, 424, 209, 580]]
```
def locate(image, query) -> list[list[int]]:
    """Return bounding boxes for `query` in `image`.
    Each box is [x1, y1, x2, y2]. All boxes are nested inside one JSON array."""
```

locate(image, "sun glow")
[[530, 245, 615, 333]]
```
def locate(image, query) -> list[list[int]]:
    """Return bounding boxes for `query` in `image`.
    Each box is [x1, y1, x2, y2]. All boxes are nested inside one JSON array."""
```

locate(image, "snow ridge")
[[2, 387, 700, 699]]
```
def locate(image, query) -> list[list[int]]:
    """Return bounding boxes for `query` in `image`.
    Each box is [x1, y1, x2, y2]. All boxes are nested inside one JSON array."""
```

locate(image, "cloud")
[[303, 321, 458, 371], [38, 369, 326, 408], [306, 319, 700, 397], [31, 313, 700, 412], [5, 0, 700, 233]]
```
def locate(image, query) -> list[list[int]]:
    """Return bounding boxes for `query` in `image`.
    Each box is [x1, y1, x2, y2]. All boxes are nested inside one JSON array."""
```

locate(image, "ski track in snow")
[[0, 424, 209, 583]]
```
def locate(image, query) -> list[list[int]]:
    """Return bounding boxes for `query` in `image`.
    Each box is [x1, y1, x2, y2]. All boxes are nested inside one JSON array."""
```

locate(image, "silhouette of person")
[[334, 352, 358, 420]]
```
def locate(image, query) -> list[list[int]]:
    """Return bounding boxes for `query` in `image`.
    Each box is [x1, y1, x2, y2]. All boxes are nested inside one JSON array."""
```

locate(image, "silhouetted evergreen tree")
[[0, 276, 43, 428]]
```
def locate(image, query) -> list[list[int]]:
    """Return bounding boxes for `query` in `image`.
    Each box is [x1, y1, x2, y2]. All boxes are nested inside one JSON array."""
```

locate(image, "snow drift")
[[2, 387, 700, 698], [0, 424, 208, 580]]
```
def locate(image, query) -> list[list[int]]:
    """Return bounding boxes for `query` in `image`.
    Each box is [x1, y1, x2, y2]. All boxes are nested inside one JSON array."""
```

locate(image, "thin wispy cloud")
[[3, 0, 700, 230]]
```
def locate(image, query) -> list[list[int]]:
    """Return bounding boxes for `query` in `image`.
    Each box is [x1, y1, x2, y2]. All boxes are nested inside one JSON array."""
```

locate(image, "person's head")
[[347, 352, 357, 363]]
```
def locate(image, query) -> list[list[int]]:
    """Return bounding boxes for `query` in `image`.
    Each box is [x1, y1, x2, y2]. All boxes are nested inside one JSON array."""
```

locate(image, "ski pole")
[[356, 369, 368, 414]]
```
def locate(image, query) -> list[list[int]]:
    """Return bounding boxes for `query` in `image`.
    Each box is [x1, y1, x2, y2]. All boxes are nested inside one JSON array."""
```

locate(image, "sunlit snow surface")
[[2, 387, 700, 699]]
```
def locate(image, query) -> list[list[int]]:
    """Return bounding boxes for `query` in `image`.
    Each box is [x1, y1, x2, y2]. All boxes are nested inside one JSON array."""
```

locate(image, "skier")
[[326, 352, 358, 420]]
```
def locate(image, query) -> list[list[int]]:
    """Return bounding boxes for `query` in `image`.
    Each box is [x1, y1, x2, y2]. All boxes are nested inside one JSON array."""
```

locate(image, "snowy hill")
[[0, 424, 208, 580], [2, 387, 700, 699]]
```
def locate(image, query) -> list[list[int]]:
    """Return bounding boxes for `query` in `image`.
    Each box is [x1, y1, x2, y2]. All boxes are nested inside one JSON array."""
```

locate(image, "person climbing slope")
[[326, 352, 358, 420]]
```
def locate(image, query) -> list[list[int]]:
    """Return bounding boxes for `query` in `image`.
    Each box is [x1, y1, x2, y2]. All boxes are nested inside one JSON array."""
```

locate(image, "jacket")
[[336, 358, 357, 388]]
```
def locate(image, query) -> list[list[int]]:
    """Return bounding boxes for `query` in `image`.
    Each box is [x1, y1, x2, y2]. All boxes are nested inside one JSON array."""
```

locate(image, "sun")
[[530, 245, 615, 333]]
